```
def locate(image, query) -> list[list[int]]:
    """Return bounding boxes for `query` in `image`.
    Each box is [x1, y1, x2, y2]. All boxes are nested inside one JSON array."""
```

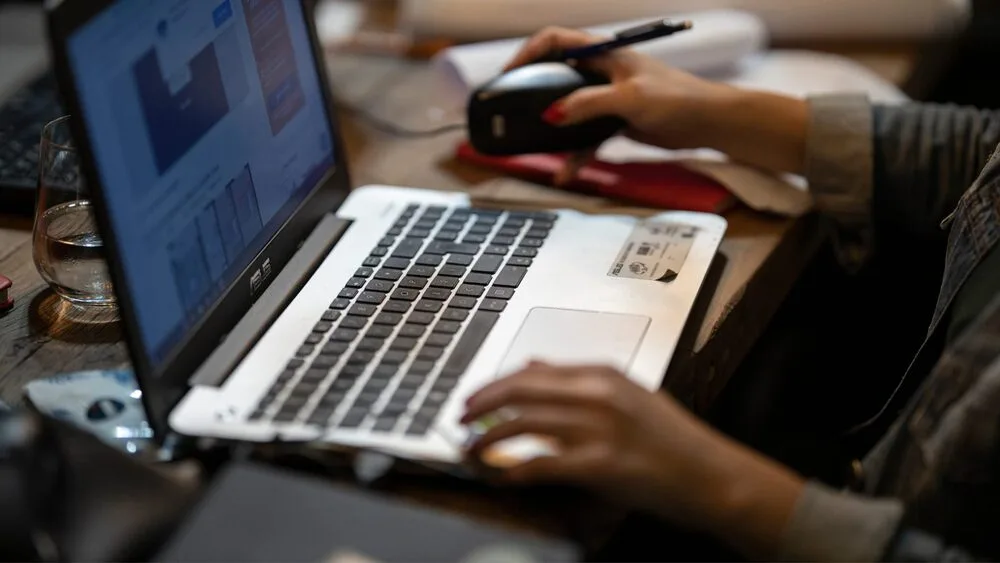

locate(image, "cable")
[[334, 97, 467, 138], [330, 63, 468, 138]]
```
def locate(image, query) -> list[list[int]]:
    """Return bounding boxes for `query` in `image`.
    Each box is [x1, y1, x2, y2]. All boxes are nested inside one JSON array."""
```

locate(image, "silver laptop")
[[47, 0, 726, 464]]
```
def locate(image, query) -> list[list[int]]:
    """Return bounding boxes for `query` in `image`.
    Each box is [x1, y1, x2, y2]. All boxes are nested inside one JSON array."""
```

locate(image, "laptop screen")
[[66, 0, 335, 369]]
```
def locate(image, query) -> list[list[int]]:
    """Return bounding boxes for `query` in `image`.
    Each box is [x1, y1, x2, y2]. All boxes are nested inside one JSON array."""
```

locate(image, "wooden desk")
[[0, 53, 827, 547]]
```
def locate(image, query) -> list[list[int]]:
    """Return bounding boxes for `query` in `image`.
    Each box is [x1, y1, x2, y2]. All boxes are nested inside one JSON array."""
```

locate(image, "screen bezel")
[[46, 0, 352, 438]]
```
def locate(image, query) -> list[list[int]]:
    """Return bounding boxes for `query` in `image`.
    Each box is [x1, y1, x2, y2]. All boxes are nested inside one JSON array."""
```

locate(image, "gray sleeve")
[[805, 95, 1000, 271], [776, 481, 904, 562]]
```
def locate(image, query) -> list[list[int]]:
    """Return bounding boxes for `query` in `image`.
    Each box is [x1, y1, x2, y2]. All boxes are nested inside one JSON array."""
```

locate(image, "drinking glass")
[[32, 116, 116, 306]]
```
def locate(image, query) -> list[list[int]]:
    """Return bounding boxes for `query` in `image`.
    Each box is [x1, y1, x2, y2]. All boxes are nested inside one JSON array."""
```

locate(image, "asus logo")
[[249, 258, 273, 298]]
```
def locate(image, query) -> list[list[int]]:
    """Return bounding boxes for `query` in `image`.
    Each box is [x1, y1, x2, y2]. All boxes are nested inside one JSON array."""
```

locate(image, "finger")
[[463, 365, 607, 423], [502, 446, 606, 484], [466, 406, 597, 456], [504, 27, 603, 70], [550, 84, 623, 126], [554, 150, 595, 187]]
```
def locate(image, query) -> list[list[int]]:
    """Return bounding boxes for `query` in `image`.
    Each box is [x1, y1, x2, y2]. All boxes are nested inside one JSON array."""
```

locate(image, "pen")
[[545, 19, 693, 62]]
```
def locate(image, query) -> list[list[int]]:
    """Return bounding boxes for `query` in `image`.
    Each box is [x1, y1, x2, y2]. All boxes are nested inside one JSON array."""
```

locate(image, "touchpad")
[[497, 308, 650, 376]]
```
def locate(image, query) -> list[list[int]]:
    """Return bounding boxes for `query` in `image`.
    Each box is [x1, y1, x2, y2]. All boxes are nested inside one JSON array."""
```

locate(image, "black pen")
[[546, 19, 693, 63]]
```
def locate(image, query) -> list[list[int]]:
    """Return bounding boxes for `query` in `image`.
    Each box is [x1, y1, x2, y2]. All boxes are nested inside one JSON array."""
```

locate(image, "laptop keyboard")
[[250, 204, 554, 437]]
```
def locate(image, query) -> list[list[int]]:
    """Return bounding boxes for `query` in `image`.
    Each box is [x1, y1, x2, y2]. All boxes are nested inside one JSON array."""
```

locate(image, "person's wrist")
[[702, 438, 806, 558]]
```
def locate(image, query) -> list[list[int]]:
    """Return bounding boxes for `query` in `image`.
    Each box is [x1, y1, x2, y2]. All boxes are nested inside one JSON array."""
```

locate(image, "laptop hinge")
[[188, 213, 351, 388]]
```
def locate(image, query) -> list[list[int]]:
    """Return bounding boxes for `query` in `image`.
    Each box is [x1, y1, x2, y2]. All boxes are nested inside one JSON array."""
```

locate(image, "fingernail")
[[542, 102, 566, 125]]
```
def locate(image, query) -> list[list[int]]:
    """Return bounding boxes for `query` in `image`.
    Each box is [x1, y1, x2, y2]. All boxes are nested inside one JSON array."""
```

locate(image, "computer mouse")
[[467, 62, 626, 156]]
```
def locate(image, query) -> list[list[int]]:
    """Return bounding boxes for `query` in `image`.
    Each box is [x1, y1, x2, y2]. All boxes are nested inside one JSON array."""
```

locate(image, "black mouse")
[[466, 62, 626, 156]]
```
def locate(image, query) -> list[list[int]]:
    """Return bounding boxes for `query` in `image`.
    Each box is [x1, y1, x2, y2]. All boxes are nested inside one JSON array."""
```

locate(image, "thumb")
[[547, 84, 621, 126]]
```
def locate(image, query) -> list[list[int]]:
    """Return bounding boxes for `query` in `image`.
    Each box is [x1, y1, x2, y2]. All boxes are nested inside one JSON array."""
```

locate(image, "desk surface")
[[0, 46, 908, 542]]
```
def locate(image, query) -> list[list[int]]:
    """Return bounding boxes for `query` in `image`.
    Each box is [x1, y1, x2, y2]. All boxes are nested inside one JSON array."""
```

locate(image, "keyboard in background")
[[0, 70, 63, 215]]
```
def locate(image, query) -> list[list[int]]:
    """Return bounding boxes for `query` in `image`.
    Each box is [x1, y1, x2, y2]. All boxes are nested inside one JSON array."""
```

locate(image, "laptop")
[[46, 0, 727, 464]]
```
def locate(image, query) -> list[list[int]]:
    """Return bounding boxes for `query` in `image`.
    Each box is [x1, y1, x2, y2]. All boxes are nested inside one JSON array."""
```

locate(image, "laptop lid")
[[46, 0, 352, 437]]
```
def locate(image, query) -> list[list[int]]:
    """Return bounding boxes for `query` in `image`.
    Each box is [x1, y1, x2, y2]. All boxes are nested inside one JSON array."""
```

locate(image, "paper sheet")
[[433, 10, 767, 95], [399, 0, 968, 41]]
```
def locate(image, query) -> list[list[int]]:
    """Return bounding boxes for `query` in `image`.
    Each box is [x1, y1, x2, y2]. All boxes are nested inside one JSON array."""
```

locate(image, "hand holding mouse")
[[505, 27, 810, 184]]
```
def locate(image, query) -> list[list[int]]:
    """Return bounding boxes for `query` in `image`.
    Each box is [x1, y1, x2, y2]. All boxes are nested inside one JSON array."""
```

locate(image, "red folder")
[[456, 141, 735, 213]]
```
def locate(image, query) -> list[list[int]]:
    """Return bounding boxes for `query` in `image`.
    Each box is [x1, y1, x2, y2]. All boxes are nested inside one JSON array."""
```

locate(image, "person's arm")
[[804, 94, 1000, 269]]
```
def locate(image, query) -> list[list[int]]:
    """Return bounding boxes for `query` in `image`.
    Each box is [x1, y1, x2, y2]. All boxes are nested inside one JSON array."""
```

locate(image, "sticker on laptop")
[[608, 221, 697, 282]]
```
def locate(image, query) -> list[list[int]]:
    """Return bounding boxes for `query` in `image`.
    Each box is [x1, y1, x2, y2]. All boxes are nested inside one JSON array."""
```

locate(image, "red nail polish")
[[542, 102, 566, 125]]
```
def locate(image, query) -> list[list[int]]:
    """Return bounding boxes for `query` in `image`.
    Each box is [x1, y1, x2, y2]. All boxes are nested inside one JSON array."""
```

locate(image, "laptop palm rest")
[[497, 308, 650, 376]]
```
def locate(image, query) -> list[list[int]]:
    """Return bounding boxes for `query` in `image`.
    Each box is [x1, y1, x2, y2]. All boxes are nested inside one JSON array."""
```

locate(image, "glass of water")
[[32, 116, 116, 307]]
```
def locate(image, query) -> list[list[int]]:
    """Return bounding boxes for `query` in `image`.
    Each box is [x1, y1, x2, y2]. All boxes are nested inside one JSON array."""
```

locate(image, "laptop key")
[[356, 338, 384, 352], [363, 257, 381, 268], [366, 325, 394, 339], [486, 287, 515, 300], [296, 345, 314, 357], [526, 228, 550, 239], [384, 257, 411, 270], [374, 312, 404, 326], [480, 299, 507, 313], [440, 311, 500, 376], [408, 228, 432, 238], [462, 234, 487, 244], [406, 420, 433, 436], [407, 312, 436, 325], [373, 247, 388, 257], [441, 308, 469, 322], [520, 238, 544, 248], [417, 346, 445, 361], [426, 333, 453, 347], [439, 265, 466, 277], [382, 350, 410, 364], [305, 333, 322, 345], [373, 416, 399, 432], [323, 341, 350, 355], [399, 276, 427, 290], [383, 299, 411, 313], [310, 355, 338, 369], [507, 256, 532, 267], [423, 389, 450, 407], [433, 321, 462, 334], [399, 324, 425, 338], [472, 255, 503, 274], [397, 375, 425, 390], [340, 316, 367, 330], [365, 280, 394, 293], [447, 254, 474, 266], [347, 350, 375, 364], [416, 254, 442, 266], [313, 321, 333, 333], [423, 288, 451, 301], [390, 337, 418, 351], [345, 277, 366, 289], [512, 248, 537, 258], [468, 224, 492, 235], [491, 236, 516, 246], [352, 392, 381, 408], [434, 231, 458, 242], [393, 239, 423, 259], [430, 276, 460, 289], [374, 268, 403, 281], [355, 267, 374, 277], [409, 360, 436, 375], [331, 328, 360, 342], [348, 304, 377, 317], [498, 227, 521, 237], [494, 265, 528, 288], [464, 273, 492, 286], [456, 284, 484, 298], [330, 298, 351, 309], [415, 300, 442, 313], [391, 288, 420, 301], [407, 265, 436, 278], [378, 237, 395, 247], [381, 400, 409, 416], [448, 297, 477, 310], [287, 358, 305, 369], [322, 310, 342, 322], [503, 217, 527, 228], [357, 291, 385, 305], [339, 408, 368, 428], [484, 245, 509, 255], [308, 408, 336, 426], [331, 378, 357, 392], [373, 363, 399, 379]]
